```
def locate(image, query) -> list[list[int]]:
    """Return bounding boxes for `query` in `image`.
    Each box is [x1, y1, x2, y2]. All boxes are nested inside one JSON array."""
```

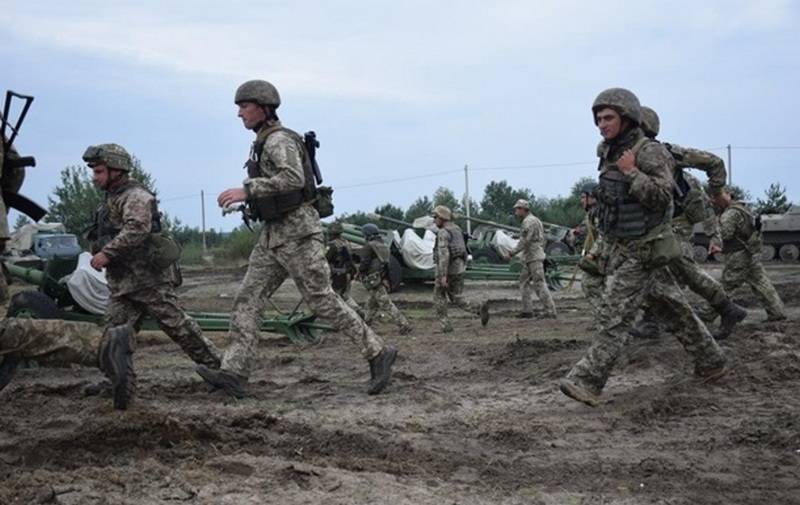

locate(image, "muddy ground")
[[1, 262, 799, 504]]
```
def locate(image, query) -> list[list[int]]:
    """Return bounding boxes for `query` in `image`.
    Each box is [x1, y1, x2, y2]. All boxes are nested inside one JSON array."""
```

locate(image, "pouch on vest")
[[148, 233, 181, 270], [642, 223, 681, 268], [314, 185, 334, 218]]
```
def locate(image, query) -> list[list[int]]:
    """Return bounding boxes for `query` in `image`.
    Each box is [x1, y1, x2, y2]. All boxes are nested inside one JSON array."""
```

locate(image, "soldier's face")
[[238, 102, 267, 130], [595, 108, 623, 140], [580, 193, 596, 210], [514, 207, 527, 218], [91, 164, 111, 189], [434, 216, 444, 228]]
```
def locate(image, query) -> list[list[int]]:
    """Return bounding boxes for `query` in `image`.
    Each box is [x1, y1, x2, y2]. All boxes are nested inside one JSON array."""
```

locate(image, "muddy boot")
[[0, 354, 21, 393], [694, 359, 729, 382], [367, 345, 398, 395], [399, 324, 414, 335], [84, 380, 111, 397], [479, 302, 490, 327], [714, 302, 747, 340], [99, 325, 136, 410], [516, 312, 534, 319], [559, 378, 600, 407], [196, 366, 249, 398]]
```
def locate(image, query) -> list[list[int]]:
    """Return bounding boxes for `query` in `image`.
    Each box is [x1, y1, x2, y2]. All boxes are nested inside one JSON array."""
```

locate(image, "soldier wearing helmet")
[[431, 205, 489, 332], [357, 223, 413, 334], [502, 199, 556, 319], [200, 80, 398, 397], [560, 88, 727, 407], [325, 221, 364, 318], [632, 106, 746, 340], [576, 180, 606, 323]]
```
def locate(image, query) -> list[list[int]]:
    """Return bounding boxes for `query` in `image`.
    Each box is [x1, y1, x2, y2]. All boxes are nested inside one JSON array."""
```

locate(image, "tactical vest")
[[245, 125, 332, 222], [432, 224, 468, 263], [722, 202, 757, 253], [664, 144, 706, 224], [596, 137, 672, 239], [88, 180, 161, 253]]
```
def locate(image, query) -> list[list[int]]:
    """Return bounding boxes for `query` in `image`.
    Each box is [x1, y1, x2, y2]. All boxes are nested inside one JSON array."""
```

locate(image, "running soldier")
[[325, 221, 364, 318]]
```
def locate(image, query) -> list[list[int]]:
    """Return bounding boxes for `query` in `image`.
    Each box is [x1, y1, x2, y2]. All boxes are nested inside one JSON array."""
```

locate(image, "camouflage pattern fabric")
[[720, 204, 786, 319], [106, 284, 220, 367], [581, 269, 606, 325], [509, 213, 546, 262], [363, 284, 412, 332], [101, 180, 169, 296], [666, 143, 727, 196], [326, 236, 362, 315], [434, 224, 467, 279], [221, 232, 384, 378], [519, 260, 556, 317], [566, 126, 726, 394], [0, 318, 100, 367], [433, 274, 479, 332], [244, 121, 322, 249]]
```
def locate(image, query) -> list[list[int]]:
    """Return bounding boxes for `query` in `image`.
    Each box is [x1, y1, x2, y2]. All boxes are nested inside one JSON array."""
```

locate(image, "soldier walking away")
[[0, 318, 135, 410], [502, 199, 557, 319], [84, 143, 221, 408], [358, 223, 413, 334], [432, 205, 490, 332], [325, 221, 365, 318], [198, 80, 397, 397], [560, 88, 727, 407], [631, 106, 746, 340], [713, 187, 787, 322]]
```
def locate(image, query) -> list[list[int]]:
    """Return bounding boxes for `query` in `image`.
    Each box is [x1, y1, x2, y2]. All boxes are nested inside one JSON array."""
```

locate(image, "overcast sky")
[[2, 0, 798, 231]]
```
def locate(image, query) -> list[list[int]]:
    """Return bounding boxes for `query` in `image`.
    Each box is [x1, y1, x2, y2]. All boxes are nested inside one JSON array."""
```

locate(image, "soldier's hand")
[[616, 150, 637, 175], [708, 243, 722, 255], [90, 251, 111, 271], [439, 276, 448, 288], [218, 188, 248, 208]]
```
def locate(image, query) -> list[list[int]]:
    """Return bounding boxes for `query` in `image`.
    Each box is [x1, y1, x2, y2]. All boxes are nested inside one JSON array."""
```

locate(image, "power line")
[[471, 161, 596, 172], [337, 168, 462, 190], [733, 145, 800, 150]]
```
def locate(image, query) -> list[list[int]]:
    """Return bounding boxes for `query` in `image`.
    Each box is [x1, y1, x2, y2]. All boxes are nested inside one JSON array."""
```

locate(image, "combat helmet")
[[82, 143, 133, 172], [580, 181, 598, 196], [328, 222, 344, 236], [640, 106, 660, 138], [362, 223, 381, 238], [513, 199, 530, 210], [235, 80, 281, 108], [431, 205, 452, 221], [592, 87, 641, 126]]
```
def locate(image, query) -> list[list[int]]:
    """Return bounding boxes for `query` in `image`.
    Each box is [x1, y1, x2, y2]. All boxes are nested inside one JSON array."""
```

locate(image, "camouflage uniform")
[[580, 205, 605, 322], [0, 318, 100, 368], [433, 217, 486, 332], [720, 201, 786, 320], [561, 89, 726, 406], [219, 120, 385, 378], [326, 234, 363, 316], [359, 234, 412, 333], [509, 210, 557, 317]]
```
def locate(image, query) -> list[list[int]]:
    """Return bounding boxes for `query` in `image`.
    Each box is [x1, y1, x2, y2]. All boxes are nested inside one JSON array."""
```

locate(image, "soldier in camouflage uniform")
[[714, 188, 786, 321], [358, 223, 413, 334], [0, 318, 135, 410], [85, 143, 221, 406], [577, 182, 606, 323], [632, 107, 746, 339], [503, 199, 557, 318], [325, 221, 364, 318], [432, 205, 490, 332], [560, 88, 727, 407], [198, 80, 397, 397]]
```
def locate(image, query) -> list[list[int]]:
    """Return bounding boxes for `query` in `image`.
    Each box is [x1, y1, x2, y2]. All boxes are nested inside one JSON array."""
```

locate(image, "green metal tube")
[[4, 262, 46, 286]]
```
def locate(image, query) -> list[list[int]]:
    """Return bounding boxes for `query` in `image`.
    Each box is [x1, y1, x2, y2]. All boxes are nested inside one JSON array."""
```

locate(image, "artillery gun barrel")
[[455, 214, 520, 233], [367, 213, 415, 229], [4, 261, 46, 285]]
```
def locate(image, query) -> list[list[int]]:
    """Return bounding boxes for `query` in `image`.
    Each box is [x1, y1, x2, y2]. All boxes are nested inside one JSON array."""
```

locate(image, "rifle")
[[1, 90, 45, 221], [303, 131, 323, 185], [222, 203, 254, 231]]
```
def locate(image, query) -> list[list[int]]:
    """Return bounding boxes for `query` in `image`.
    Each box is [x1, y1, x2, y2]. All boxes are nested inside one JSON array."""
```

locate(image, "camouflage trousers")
[[0, 271, 8, 305], [434, 274, 479, 332], [364, 284, 411, 331], [0, 318, 100, 368], [520, 260, 556, 316], [566, 244, 726, 394], [107, 283, 220, 367], [723, 250, 786, 319], [221, 233, 384, 378], [581, 270, 606, 326], [334, 281, 364, 318]]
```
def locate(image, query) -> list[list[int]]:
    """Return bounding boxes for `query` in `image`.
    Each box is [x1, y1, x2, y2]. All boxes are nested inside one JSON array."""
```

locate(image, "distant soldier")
[[85, 143, 222, 408], [714, 187, 786, 321], [560, 88, 726, 407], [358, 223, 413, 334], [576, 182, 606, 322], [0, 318, 134, 410], [503, 199, 557, 319], [200, 80, 397, 397], [325, 221, 364, 318], [632, 106, 746, 339], [432, 205, 490, 332]]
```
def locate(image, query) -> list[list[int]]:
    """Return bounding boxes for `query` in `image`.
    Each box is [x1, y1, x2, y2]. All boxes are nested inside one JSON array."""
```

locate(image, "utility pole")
[[201, 190, 207, 253], [463, 164, 471, 235], [727, 144, 732, 185]]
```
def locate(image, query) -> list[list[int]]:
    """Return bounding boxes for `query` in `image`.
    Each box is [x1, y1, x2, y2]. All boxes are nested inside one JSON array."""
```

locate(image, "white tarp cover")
[[66, 252, 110, 315], [492, 230, 519, 257], [6, 223, 66, 254], [399, 229, 436, 270]]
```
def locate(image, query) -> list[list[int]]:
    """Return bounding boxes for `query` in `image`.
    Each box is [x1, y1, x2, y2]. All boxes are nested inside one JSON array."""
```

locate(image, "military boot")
[[0, 354, 21, 393], [99, 325, 136, 410], [694, 358, 729, 382], [714, 302, 747, 340], [196, 366, 249, 398], [559, 377, 600, 407], [367, 344, 397, 395], [516, 312, 534, 319], [479, 302, 490, 327], [399, 324, 414, 335]]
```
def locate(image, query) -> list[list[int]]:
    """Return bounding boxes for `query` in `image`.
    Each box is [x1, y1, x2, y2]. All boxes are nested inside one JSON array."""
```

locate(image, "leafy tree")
[[404, 196, 433, 222], [13, 215, 31, 231], [756, 182, 791, 215], [479, 180, 535, 225], [432, 186, 462, 214], [373, 203, 405, 228]]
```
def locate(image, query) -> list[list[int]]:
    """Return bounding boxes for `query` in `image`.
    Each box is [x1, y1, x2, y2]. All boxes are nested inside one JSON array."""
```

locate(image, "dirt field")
[[1, 263, 799, 504]]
